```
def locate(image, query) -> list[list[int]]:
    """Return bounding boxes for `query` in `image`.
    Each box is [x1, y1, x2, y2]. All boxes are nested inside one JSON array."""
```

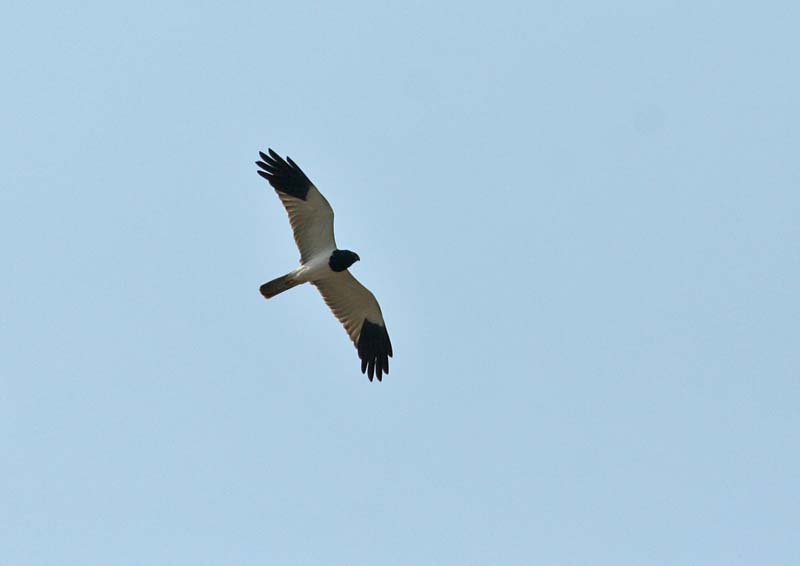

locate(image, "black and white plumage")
[[256, 149, 393, 381]]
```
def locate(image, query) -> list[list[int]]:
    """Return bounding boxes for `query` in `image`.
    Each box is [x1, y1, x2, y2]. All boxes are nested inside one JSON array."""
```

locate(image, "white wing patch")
[[277, 188, 336, 263], [313, 272, 384, 344]]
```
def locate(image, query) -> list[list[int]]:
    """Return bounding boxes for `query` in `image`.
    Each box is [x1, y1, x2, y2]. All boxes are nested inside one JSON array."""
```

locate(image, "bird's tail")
[[260, 273, 300, 299]]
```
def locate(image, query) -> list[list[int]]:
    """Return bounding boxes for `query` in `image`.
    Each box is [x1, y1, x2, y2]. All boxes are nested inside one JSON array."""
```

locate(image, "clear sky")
[[2, 1, 798, 564]]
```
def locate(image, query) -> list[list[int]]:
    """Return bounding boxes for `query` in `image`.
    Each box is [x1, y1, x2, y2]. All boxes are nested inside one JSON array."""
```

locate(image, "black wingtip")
[[255, 148, 312, 200], [357, 319, 393, 382]]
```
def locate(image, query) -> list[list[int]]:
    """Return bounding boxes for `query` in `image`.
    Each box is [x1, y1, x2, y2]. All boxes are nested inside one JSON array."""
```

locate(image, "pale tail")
[[260, 274, 300, 299]]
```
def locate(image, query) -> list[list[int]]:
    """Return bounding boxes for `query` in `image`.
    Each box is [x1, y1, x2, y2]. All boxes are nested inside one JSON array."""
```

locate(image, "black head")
[[329, 249, 360, 272]]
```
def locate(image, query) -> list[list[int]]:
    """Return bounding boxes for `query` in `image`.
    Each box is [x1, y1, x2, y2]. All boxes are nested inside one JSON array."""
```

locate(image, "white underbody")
[[289, 251, 336, 284]]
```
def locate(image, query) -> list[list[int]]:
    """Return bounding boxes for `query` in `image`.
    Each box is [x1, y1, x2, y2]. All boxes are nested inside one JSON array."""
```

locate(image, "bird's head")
[[329, 249, 360, 272]]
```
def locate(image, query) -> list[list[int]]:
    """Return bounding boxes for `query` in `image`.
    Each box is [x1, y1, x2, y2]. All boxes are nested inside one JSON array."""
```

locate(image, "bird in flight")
[[255, 149, 393, 381]]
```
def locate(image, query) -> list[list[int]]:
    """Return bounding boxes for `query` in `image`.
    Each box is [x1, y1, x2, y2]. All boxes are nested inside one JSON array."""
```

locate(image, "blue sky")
[[2, 1, 799, 564]]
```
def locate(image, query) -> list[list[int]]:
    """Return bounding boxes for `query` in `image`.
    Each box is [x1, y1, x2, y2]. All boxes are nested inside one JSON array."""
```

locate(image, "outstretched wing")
[[256, 149, 336, 263], [313, 272, 393, 382]]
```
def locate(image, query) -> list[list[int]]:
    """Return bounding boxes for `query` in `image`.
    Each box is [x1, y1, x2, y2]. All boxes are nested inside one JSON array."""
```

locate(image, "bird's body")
[[255, 149, 393, 381], [287, 253, 335, 285]]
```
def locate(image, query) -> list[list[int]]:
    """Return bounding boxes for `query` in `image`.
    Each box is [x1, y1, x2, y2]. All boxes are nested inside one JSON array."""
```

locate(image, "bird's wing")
[[256, 149, 335, 263], [312, 272, 393, 381]]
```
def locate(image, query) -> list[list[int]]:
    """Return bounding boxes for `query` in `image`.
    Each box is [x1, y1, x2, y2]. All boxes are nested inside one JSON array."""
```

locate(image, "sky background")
[[2, 1, 799, 564]]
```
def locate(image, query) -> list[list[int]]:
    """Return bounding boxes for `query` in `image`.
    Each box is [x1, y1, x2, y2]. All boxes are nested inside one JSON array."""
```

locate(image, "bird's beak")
[[355, 254, 361, 261]]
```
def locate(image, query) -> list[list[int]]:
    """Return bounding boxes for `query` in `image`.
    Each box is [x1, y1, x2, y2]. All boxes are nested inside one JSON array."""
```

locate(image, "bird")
[[255, 148, 393, 381]]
